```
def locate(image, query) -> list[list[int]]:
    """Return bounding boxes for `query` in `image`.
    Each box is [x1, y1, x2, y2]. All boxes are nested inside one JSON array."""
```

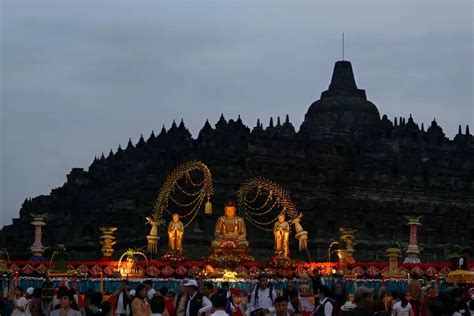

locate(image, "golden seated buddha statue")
[[211, 201, 249, 252]]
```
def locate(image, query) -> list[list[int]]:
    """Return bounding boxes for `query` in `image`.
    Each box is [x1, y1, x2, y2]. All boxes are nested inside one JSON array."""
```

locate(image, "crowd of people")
[[0, 273, 473, 316], [312, 275, 474, 316]]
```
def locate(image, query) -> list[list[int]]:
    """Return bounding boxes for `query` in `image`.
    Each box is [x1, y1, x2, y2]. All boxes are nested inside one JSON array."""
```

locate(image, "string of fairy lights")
[[152, 161, 213, 228], [237, 177, 301, 232], [150, 162, 302, 233]]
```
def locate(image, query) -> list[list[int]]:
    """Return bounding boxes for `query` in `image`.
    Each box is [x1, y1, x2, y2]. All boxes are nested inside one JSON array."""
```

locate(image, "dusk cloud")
[[1, 0, 472, 226]]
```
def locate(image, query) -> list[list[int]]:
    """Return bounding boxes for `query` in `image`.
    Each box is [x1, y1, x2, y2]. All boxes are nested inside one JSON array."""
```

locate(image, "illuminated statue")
[[99, 226, 117, 258], [146, 214, 164, 255], [211, 201, 249, 250], [168, 213, 184, 252], [273, 213, 290, 257], [292, 214, 308, 251]]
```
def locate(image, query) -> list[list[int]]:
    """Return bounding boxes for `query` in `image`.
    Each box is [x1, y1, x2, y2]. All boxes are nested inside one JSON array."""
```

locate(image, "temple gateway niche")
[[0, 60, 473, 261]]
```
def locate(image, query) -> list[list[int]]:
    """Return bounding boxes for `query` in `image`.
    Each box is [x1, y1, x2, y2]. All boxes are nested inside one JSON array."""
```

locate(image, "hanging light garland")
[[237, 177, 309, 252], [152, 161, 213, 228], [238, 177, 298, 229]]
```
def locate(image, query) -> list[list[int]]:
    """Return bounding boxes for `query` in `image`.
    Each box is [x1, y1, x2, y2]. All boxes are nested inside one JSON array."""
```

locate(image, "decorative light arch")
[[152, 161, 213, 228], [237, 177, 308, 252]]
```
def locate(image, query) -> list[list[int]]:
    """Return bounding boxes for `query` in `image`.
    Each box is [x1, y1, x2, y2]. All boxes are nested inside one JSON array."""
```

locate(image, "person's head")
[[319, 285, 331, 299], [202, 282, 214, 297], [408, 280, 422, 301], [143, 280, 153, 291], [101, 301, 112, 315], [378, 286, 387, 298], [84, 288, 95, 304], [224, 201, 237, 218], [159, 287, 168, 296], [211, 293, 228, 310], [258, 274, 269, 289], [120, 279, 129, 290], [14, 286, 23, 297], [277, 213, 285, 223], [399, 293, 409, 308], [452, 288, 464, 304], [172, 213, 180, 223], [287, 279, 295, 289], [353, 287, 374, 309], [222, 282, 230, 291], [179, 282, 187, 294], [32, 288, 42, 299], [57, 287, 75, 309], [184, 280, 199, 296], [150, 295, 166, 314], [91, 292, 103, 306], [167, 290, 176, 300], [289, 292, 299, 303], [135, 284, 148, 300], [258, 309, 270, 316], [274, 296, 288, 315], [391, 291, 399, 301]]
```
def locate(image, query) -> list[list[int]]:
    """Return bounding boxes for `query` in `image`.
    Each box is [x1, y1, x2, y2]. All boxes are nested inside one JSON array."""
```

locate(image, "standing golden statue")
[[292, 214, 308, 251], [273, 213, 290, 257], [146, 215, 164, 255], [168, 213, 184, 253], [211, 201, 249, 250], [237, 177, 310, 264]]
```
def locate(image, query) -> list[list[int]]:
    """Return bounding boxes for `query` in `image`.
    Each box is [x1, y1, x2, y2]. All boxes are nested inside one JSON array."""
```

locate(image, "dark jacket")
[[187, 292, 204, 316]]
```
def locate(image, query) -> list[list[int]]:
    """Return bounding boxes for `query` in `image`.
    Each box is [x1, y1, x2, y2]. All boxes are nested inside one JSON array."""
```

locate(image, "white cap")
[[129, 289, 136, 296], [340, 301, 356, 311], [26, 287, 34, 295], [183, 280, 199, 287]]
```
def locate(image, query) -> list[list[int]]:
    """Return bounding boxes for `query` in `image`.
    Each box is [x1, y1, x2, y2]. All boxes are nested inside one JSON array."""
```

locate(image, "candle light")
[[14, 271, 19, 287], [354, 272, 358, 289], [381, 273, 385, 285], [249, 272, 253, 294], [434, 274, 439, 294], [74, 273, 78, 290], [99, 272, 104, 293]]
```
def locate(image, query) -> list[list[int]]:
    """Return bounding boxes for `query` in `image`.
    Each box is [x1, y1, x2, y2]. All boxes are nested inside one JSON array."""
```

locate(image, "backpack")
[[250, 285, 274, 316], [253, 284, 274, 307], [316, 298, 339, 316]]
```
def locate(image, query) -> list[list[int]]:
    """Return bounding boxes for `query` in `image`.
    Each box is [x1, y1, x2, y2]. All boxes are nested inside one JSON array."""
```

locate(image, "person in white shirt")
[[184, 280, 213, 316], [24, 287, 34, 316], [145, 280, 156, 302], [114, 280, 131, 316], [314, 286, 333, 316], [249, 274, 278, 316], [12, 286, 27, 316], [468, 294, 474, 316], [210, 293, 229, 316], [392, 295, 414, 316]]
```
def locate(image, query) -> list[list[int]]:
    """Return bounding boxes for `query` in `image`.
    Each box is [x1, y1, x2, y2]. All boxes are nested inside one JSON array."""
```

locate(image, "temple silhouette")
[[1, 60, 473, 262]]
